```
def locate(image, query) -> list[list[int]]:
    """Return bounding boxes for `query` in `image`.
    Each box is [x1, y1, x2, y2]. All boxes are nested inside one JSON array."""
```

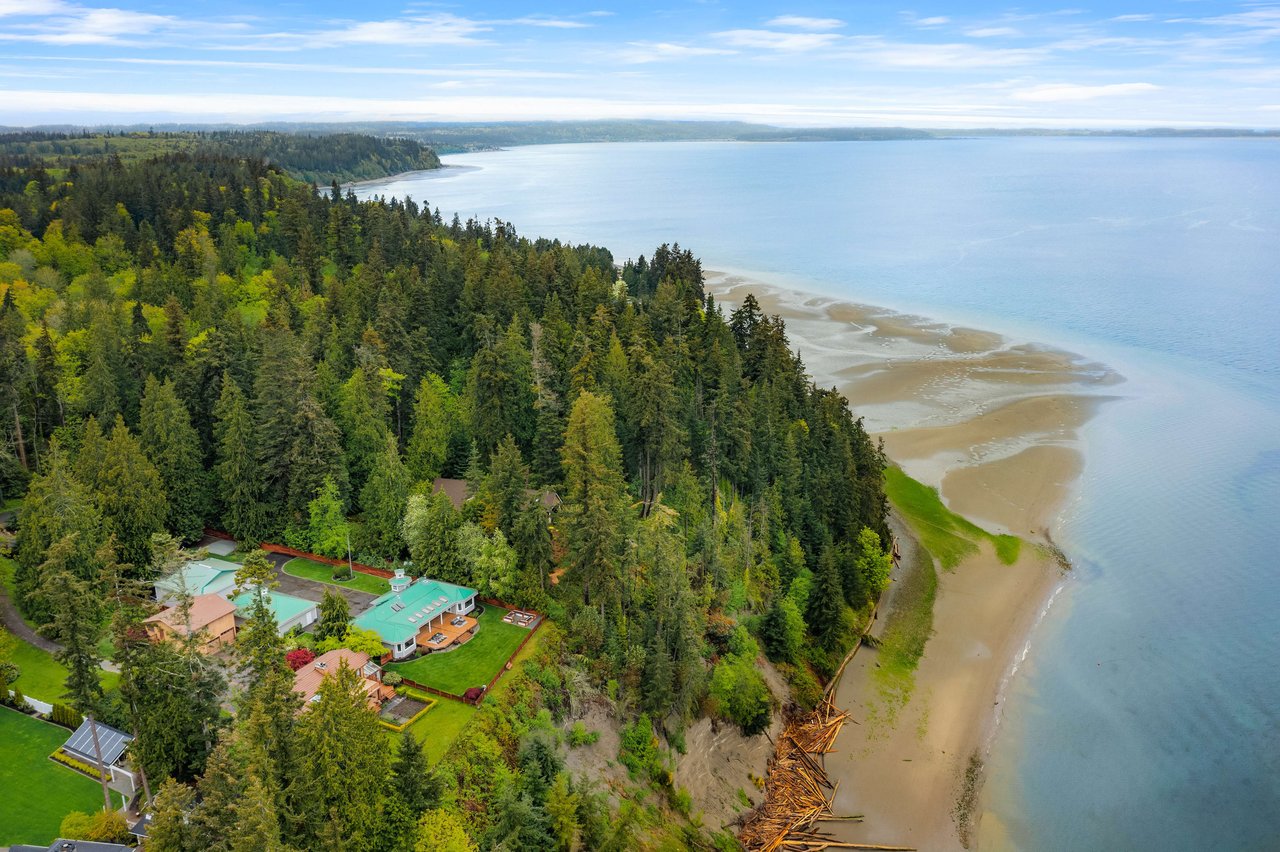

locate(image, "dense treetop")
[[0, 130, 441, 184]]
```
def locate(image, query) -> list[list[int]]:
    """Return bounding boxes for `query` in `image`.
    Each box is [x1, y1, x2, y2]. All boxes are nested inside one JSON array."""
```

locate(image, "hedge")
[[50, 749, 103, 778], [379, 696, 436, 733]]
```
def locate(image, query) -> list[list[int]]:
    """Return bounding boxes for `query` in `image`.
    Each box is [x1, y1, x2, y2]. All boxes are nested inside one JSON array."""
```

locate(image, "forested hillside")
[[0, 146, 888, 849], [0, 130, 441, 184]]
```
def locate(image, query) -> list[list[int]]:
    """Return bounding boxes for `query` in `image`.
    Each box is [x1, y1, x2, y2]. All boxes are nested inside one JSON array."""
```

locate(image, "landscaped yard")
[[0, 706, 111, 846], [391, 698, 476, 764], [283, 557, 390, 595], [3, 628, 119, 705], [387, 606, 532, 696]]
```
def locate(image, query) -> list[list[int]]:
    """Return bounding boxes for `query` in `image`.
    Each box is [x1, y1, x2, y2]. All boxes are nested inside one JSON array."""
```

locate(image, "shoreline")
[[707, 270, 1112, 849], [342, 163, 480, 192]]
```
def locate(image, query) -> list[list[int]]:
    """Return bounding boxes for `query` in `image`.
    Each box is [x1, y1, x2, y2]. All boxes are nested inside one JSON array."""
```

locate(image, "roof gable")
[[353, 577, 476, 644]]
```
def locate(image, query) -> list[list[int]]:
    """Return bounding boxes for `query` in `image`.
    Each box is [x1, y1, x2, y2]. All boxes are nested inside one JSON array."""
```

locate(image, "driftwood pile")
[[738, 696, 915, 852]]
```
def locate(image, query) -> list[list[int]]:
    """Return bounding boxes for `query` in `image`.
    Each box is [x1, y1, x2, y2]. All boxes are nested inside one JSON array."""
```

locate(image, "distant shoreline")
[[342, 163, 480, 193], [708, 270, 1114, 850]]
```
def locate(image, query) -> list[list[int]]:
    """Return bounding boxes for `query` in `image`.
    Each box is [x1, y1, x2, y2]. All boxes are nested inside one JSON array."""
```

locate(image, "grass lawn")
[[3, 628, 120, 705], [388, 606, 531, 696], [884, 466, 1022, 570], [283, 557, 390, 595], [0, 706, 109, 846], [388, 611, 547, 764], [387, 698, 477, 765]]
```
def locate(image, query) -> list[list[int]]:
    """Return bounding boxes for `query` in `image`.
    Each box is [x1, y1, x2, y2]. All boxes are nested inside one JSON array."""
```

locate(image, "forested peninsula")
[[0, 130, 442, 184], [0, 143, 890, 849]]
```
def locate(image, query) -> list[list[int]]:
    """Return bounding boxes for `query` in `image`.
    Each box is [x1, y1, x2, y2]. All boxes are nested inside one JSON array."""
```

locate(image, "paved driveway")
[[265, 552, 378, 614]]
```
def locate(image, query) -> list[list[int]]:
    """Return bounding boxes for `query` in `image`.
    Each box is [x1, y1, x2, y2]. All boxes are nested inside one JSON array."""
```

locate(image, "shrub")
[[383, 671, 403, 686], [8, 685, 27, 711], [286, 648, 316, 671], [708, 655, 773, 737], [568, 721, 599, 748], [62, 809, 130, 843], [0, 660, 18, 683], [780, 663, 824, 712], [619, 713, 666, 784], [51, 703, 83, 729], [50, 749, 100, 776]]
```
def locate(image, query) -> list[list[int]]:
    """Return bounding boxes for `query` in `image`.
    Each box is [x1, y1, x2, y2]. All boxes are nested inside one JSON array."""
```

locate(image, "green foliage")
[[708, 654, 773, 737], [140, 375, 209, 543], [59, 808, 130, 843], [50, 702, 83, 730], [456, 522, 517, 600], [415, 808, 477, 852], [568, 721, 600, 747], [213, 375, 267, 543], [361, 434, 411, 559], [316, 626, 385, 658], [402, 490, 462, 582], [760, 594, 806, 664], [314, 588, 351, 643], [406, 373, 458, 483], [618, 714, 664, 782], [308, 474, 350, 559]]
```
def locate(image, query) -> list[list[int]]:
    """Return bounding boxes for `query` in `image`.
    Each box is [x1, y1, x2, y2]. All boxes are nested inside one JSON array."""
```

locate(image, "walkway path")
[[1, 568, 121, 673]]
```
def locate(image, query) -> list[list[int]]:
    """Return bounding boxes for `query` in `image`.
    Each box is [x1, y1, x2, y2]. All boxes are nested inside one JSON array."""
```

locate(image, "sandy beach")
[[707, 271, 1116, 849]]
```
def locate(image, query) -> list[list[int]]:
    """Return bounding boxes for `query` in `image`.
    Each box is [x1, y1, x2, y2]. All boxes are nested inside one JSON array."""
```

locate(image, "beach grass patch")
[[884, 467, 1022, 569], [282, 556, 391, 595], [0, 706, 109, 846], [866, 525, 938, 734]]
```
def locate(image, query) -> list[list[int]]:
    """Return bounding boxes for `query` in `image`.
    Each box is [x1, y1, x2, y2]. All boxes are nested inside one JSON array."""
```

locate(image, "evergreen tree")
[[808, 547, 846, 649], [414, 810, 476, 852], [148, 777, 198, 852], [14, 441, 102, 621], [559, 391, 630, 611], [402, 491, 462, 582], [213, 373, 266, 542], [405, 372, 456, 483], [314, 588, 351, 643], [287, 395, 349, 524], [140, 375, 209, 542], [482, 433, 530, 540], [292, 662, 391, 849], [98, 415, 168, 571], [38, 537, 105, 715], [360, 434, 411, 559], [307, 475, 350, 559]]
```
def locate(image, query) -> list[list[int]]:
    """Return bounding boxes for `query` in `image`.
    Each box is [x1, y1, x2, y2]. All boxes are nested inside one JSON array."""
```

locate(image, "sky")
[[1, 1, 1279, 128]]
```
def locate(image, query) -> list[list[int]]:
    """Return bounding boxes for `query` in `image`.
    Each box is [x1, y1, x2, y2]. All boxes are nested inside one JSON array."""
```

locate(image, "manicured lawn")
[[3, 628, 120, 705], [387, 698, 477, 765], [0, 706, 108, 846], [283, 557, 390, 595], [387, 606, 531, 696]]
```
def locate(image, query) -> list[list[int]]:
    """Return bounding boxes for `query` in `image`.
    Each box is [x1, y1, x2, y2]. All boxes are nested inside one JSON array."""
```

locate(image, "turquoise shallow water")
[[355, 138, 1280, 850]]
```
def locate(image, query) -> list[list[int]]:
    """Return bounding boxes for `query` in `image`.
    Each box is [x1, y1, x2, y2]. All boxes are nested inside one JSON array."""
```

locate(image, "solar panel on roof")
[[391, 602, 405, 613]]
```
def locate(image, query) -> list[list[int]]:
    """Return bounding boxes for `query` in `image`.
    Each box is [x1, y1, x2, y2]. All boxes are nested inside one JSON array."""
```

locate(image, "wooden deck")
[[415, 613, 477, 651]]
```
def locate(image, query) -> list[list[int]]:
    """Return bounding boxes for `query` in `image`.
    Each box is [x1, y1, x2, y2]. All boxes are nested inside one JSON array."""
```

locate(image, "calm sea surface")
[[355, 139, 1280, 850]]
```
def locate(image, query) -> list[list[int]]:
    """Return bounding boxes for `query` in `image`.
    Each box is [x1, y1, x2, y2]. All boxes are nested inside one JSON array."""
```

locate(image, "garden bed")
[[282, 557, 391, 595]]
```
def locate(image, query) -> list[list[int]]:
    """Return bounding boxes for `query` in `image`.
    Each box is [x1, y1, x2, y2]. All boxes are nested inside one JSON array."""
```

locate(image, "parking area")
[[262, 551, 379, 612]]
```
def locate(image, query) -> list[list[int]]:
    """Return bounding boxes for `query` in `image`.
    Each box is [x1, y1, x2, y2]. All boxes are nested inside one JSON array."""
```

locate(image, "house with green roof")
[[232, 588, 319, 636], [354, 571, 477, 660], [154, 559, 239, 606]]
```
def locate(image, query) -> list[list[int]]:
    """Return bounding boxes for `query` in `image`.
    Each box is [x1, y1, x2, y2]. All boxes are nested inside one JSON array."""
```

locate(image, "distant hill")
[[0, 130, 441, 184]]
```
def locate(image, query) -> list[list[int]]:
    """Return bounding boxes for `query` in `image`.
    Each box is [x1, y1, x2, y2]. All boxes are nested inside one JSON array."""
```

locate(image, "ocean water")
[[355, 139, 1280, 850]]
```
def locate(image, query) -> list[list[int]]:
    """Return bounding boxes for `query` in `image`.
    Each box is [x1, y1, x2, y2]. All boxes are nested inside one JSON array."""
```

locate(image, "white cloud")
[[844, 38, 1042, 68], [500, 16, 591, 29], [1012, 82, 1160, 102], [309, 14, 491, 47], [34, 55, 580, 79], [1110, 14, 1155, 23], [916, 16, 950, 27], [764, 16, 845, 31], [0, 4, 229, 45], [713, 28, 842, 51], [616, 42, 737, 64], [966, 27, 1020, 38], [0, 0, 70, 15]]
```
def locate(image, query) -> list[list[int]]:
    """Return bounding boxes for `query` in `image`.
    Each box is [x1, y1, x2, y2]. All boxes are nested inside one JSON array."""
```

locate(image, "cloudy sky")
[[2, 0, 1279, 127]]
